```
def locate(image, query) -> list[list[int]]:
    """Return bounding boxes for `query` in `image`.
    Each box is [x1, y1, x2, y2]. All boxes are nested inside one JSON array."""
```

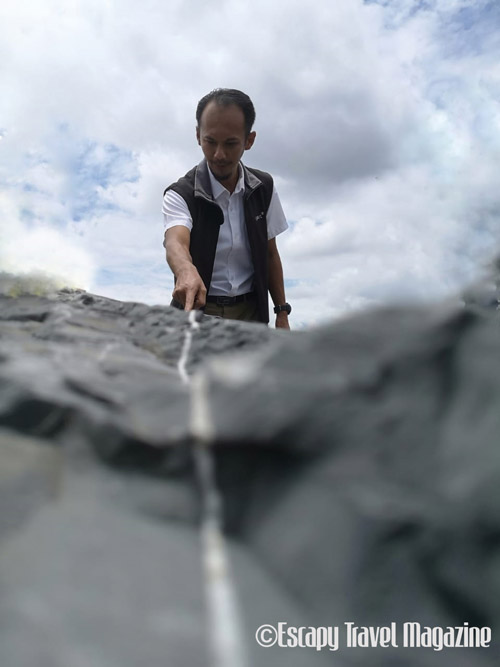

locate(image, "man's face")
[[196, 101, 256, 186]]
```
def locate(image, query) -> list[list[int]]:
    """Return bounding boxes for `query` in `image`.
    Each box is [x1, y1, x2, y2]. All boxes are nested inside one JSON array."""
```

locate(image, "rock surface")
[[1, 273, 499, 666]]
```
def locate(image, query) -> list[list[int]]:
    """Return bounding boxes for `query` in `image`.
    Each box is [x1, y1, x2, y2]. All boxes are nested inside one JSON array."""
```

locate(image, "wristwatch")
[[273, 303, 292, 315]]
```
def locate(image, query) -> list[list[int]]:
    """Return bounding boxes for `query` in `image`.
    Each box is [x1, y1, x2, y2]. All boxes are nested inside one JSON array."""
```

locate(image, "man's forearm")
[[268, 238, 290, 329], [164, 228, 206, 310], [268, 253, 286, 305], [164, 231, 194, 277]]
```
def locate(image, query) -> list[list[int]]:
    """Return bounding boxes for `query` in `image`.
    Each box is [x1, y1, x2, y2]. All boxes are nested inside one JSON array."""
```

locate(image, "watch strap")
[[273, 303, 291, 315]]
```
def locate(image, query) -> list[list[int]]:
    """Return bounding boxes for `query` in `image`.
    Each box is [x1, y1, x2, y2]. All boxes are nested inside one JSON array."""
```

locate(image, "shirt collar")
[[207, 162, 245, 199]]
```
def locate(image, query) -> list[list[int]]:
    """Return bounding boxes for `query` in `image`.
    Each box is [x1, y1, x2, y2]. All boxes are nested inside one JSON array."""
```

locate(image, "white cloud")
[[0, 194, 95, 288], [1, 0, 499, 328]]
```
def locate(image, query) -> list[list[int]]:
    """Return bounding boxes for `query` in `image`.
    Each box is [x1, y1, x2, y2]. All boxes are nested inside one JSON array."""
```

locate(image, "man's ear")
[[245, 131, 256, 151], [196, 126, 201, 145]]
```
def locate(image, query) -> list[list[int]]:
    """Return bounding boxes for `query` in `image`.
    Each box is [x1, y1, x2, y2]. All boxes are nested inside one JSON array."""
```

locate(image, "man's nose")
[[214, 144, 226, 160]]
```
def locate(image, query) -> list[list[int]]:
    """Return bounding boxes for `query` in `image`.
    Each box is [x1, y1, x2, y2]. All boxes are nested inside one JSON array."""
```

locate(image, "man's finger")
[[171, 287, 185, 308], [184, 290, 195, 311]]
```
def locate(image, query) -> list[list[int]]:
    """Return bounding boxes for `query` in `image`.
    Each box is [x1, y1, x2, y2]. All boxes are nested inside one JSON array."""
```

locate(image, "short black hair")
[[196, 88, 256, 136]]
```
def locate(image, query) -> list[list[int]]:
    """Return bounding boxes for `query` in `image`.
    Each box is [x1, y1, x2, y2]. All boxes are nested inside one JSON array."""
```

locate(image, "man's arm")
[[164, 226, 206, 311], [268, 237, 290, 330]]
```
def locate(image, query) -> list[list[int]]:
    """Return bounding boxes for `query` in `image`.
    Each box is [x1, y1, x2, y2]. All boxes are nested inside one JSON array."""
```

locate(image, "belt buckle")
[[217, 296, 234, 305]]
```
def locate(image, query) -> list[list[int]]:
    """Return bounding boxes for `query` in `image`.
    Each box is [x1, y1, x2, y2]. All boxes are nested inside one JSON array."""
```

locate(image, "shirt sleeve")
[[266, 186, 288, 240], [162, 190, 193, 232]]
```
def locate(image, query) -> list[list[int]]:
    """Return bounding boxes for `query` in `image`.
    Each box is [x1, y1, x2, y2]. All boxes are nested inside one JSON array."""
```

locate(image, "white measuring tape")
[[177, 310, 248, 667]]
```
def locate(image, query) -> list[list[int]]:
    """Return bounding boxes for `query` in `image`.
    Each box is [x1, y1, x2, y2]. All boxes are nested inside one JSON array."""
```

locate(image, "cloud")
[[0, 193, 95, 288], [1, 0, 499, 327]]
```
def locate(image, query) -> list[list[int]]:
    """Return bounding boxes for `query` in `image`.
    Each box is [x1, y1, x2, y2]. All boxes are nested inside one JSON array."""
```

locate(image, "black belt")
[[205, 291, 255, 306]]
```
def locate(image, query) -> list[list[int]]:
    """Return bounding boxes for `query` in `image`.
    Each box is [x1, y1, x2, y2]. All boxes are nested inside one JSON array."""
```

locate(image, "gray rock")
[[0, 429, 60, 541], [202, 304, 500, 665], [1, 272, 499, 666], [461, 258, 500, 315]]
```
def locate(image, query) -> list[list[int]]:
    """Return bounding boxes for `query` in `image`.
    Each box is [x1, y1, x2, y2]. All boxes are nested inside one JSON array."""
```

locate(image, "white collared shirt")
[[162, 163, 288, 296]]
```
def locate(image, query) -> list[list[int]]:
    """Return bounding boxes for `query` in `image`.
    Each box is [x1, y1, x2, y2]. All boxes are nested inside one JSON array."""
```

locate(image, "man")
[[162, 88, 291, 329]]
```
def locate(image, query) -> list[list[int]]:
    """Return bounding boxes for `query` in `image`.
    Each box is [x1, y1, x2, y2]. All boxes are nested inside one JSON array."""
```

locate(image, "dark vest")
[[164, 160, 274, 323]]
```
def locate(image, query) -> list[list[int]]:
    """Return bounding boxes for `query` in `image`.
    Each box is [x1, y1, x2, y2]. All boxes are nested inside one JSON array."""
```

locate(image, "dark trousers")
[[203, 296, 260, 322]]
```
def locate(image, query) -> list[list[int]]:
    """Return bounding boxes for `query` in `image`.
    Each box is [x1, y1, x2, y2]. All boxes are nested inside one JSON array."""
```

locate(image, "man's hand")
[[275, 311, 290, 330], [172, 265, 206, 311]]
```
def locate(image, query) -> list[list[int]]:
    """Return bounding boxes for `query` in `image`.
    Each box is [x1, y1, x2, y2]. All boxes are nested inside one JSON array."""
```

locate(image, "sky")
[[1, 0, 499, 328]]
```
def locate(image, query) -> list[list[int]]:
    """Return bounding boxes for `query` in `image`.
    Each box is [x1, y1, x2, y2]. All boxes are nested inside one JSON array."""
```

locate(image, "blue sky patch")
[[69, 138, 139, 222], [39, 124, 141, 224], [439, 1, 500, 58]]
